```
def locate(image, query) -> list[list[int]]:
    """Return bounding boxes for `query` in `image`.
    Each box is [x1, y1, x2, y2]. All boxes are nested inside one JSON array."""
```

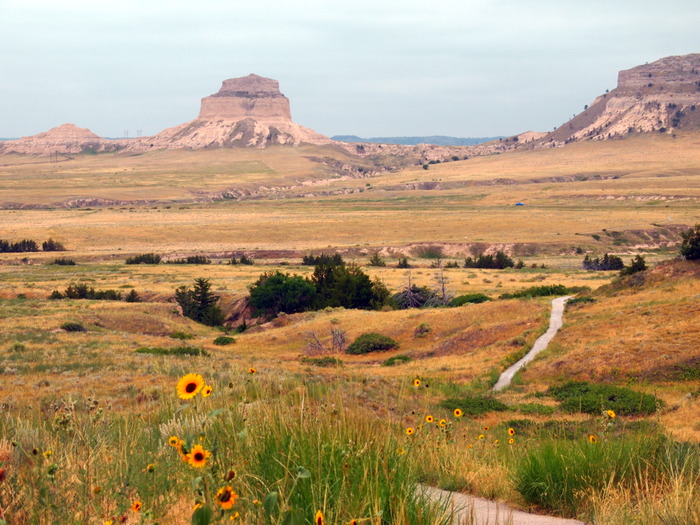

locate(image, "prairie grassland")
[[0, 133, 698, 256]]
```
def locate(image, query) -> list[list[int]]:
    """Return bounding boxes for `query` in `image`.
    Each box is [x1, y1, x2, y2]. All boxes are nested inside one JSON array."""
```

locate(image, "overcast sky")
[[1, 0, 698, 139]]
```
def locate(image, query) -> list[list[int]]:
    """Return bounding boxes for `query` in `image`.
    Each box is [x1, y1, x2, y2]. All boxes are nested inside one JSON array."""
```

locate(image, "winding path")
[[492, 295, 572, 392], [421, 486, 586, 525]]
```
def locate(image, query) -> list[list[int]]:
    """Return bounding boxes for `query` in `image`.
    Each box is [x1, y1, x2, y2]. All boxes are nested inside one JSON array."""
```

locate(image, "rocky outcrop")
[[0, 123, 123, 155], [542, 54, 700, 146], [198, 74, 291, 120]]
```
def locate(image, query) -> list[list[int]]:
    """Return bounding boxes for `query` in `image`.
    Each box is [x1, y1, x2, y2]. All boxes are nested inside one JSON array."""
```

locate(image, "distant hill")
[[332, 135, 503, 146]]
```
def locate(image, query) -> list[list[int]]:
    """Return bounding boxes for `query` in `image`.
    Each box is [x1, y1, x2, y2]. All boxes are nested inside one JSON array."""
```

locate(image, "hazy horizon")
[[2, 0, 698, 139]]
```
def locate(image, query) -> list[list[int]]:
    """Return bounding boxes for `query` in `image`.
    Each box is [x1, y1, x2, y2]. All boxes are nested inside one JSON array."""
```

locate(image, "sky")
[[1, 0, 699, 139]]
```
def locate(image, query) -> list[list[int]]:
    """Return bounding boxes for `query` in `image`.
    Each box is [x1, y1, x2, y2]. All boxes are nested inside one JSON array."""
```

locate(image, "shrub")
[[135, 346, 209, 357], [60, 322, 86, 332], [125, 253, 161, 264], [300, 356, 343, 367], [567, 296, 596, 306], [52, 257, 75, 265], [392, 285, 442, 309], [515, 403, 555, 416], [546, 381, 663, 416], [213, 336, 236, 346], [397, 257, 410, 268], [438, 395, 509, 416], [448, 293, 492, 306], [0, 239, 39, 253], [9, 342, 26, 352], [239, 254, 254, 265], [381, 355, 412, 366], [412, 245, 444, 259], [414, 323, 431, 338], [175, 278, 225, 326], [582, 253, 625, 271], [48, 290, 63, 300], [368, 252, 386, 267], [345, 333, 399, 355], [124, 289, 140, 303], [302, 253, 344, 266], [500, 284, 572, 299], [463, 251, 515, 269], [679, 224, 700, 260], [248, 271, 317, 317], [620, 255, 647, 276], [169, 331, 194, 340], [166, 255, 211, 264]]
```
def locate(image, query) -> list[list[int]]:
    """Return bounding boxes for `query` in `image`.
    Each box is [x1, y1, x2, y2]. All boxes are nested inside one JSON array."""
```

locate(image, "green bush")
[[547, 381, 663, 416], [448, 293, 492, 306], [438, 395, 509, 416], [680, 224, 700, 260], [345, 333, 399, 355], [248, 271, 317, 317], [213, 336, 236, 346], [567, 296, 596, 306], [134, 346, 209, 357], [500, 284, 572, 299], [52, 257, 75, 266], [169, 331, 194, 340], [126, 253, 161, 264], [382, 355, 413, 366], [515, 403, 555, 416], [166, 255, 211, 264], [60, 322, 86, 332], [300, 356, 343, 367]]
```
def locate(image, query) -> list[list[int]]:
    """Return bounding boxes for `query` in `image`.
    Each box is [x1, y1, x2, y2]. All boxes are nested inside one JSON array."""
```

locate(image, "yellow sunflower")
[[397, 447, 406, 455], [248, 368, 257, 374], [606, 409, 616, 419], [425, 415, 434, 423], [478, 434, 485, 440], [589, 434, 598, 444], [230, 512, 240, 521], [483, 426, 490, 431], [168, 436, 181, 447], [413, 378, 421, 387], [202, 385, 213, 397], [215, 485, 239, 510], [438, 419, 447, 428], [187, 444, 211, 468], [315, 510, 325, 525], [176, 373, 205, 400], [508, 427, 515, 436], [131, 501, 142, 512], [508, 438, 515, 445], [405, 427, 415, 436], [453, 408, 463, 418]]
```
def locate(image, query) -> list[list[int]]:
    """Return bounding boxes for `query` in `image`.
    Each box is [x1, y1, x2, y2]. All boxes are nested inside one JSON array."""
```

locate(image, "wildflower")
[[483, 426, 490, 431], [146, 463, 155, 473], [508, 427, 515, 436], [438, 419, 447, 428], [226, 469, 236, 481], [589, 435, 598, 444], [252, 499, 262, 505], [425, 415, 434, 423], [606, 409, 616, 419], [215, 486, 238, 510], [187, 444, 211, 468], [104, 521, 113, 525], [315, 510, 325, 525], [405, 427, 415, 436], [43, 450, 52, 459], [131, 501, 142, 512], [92, 486, 102, 494], [202, 385, 213, 397], [467, 444, 473, 449], [478, 434, 485, 440], [248, 368, 256, 374], [176, 373, 205, 400], [413, 378, 421, 387], [230, 512, 240, 521], [349, 520, 359, 525], [168, 436, 181, 447], [397, 447, 406, 455], [453, 408, 463, 418], [493, 439, 500, 445], [508, 438, 515, 445]]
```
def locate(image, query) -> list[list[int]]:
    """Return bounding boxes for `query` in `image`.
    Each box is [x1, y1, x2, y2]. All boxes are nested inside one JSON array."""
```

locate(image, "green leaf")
[[296, 466, 311, 479], [191, 505, 213, 525], [208, 408, 225, 419], [281, 509, 305, 525], [175, 403, 191, 414], [263, 491, 279, 517], [191, 476, 204, 490]]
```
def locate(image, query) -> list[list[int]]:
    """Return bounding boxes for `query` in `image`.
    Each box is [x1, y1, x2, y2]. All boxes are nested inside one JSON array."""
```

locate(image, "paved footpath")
[[420, 485, 587, 525], [492, 296, 572, 392]]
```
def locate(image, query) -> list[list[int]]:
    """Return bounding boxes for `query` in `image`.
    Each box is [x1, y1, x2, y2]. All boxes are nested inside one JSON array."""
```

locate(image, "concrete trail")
[[420, 486, 586, 525], [492, 296, 572, 392]]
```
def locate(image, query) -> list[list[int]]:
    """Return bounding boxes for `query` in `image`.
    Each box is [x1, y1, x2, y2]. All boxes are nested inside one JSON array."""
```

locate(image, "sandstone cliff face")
[[544, 54, 700, 146], [198, 74, 292, 120]]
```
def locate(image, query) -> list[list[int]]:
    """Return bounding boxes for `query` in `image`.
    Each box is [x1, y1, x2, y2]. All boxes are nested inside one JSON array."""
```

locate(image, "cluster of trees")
[[126, 253, 162, 265], [49, 283, 140, 302], [302, 253, 343, 266], [228, 255, 254, 265], [248, 255, 389, 318], [0, 238, 65, 253], [680, 224, 700, 260], [583, 253, 647, 275], [463, 251, 522, 269], [175, 278, 224, 326], [167, 256, 211, 265]]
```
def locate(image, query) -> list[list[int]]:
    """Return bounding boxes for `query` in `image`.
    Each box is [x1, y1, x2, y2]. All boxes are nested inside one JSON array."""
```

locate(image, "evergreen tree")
[[175, 278, 224, 326]]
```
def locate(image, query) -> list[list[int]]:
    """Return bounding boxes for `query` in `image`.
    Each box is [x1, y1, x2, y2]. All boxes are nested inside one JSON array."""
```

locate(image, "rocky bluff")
[[198, 74, 292, 121]]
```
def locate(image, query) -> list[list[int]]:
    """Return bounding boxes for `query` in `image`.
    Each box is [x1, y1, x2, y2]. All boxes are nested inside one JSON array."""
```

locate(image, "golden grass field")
[[1, 133, 699, 524]]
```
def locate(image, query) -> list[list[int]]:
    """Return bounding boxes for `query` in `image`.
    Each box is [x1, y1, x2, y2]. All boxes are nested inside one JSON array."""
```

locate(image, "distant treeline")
[[0, 238, 65, 253], [50, 283, 140, 302]]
